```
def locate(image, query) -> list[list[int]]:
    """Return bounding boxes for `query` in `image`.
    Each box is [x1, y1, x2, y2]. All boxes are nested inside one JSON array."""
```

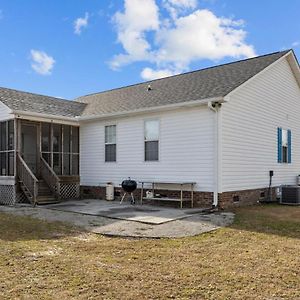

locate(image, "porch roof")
[[0, 87, 86, 118]]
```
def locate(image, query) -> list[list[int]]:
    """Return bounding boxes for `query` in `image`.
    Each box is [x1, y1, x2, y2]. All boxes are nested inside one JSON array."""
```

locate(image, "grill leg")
[[131, 193, 135, 205], [120, 193, 127, 204]]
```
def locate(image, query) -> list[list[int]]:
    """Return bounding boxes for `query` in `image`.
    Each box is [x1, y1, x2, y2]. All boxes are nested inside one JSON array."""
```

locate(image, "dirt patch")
[[0, 204, 300, 299]]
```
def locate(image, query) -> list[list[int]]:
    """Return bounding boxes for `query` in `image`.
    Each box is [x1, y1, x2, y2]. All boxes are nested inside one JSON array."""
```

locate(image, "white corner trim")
[[208, 101, 222, 207], [286, 51, 300, 89]]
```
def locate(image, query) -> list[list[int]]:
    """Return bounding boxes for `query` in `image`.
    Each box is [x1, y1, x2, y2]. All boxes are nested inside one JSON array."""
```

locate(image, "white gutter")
[[11, 110, 80, 123], [208, 100, 222, 208], [79, 96, 225, 122], [10, 96, 226, 124]]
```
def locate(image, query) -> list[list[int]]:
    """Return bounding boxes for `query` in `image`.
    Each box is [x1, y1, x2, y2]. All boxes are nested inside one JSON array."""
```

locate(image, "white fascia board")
[[78, 96, 225, 123], [225, 50, 293, 99], [286, 50, 300, 89], [12, 110, 80, 126]]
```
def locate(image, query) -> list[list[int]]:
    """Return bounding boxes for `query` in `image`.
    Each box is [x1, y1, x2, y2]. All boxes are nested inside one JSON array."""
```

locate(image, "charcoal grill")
[[120, 178, 137, 204]]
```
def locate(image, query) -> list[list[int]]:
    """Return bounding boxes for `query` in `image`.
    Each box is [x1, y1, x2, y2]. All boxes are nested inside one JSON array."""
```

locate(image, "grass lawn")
[[0, 205, 300, 300]]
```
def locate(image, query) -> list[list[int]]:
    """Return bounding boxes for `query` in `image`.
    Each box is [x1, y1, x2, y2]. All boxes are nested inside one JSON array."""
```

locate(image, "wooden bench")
[[139, 181, 196, 208]]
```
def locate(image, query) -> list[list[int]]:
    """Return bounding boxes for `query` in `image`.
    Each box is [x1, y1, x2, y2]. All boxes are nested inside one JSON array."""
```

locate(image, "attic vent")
[[147, 84, 152, 91]]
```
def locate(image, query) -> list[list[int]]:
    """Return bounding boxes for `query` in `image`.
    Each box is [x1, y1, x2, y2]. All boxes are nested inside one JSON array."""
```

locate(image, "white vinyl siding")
[[0, 101, 12, 121], [221, 57, 300, 192], [80, 106, 215, 192]]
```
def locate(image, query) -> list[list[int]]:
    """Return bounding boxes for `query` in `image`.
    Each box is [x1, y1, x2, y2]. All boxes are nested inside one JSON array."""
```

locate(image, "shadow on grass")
[[0, 212, 83, 242], [229, 203, 300, 239]]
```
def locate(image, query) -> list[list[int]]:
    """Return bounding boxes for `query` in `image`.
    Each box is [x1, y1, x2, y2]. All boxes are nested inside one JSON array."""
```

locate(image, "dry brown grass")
[[1, 204, 300, 299]]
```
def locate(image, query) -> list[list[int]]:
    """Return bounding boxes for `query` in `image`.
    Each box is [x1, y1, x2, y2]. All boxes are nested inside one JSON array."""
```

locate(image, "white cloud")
[[111, 0, 256, 80], [30, 50, 55, 75], [166, 0, 197, 8], [292, 41, 300, 47], [110, 0, 159, 69], [141, 67, 177, 80], [74, 12, 89, 35], [155, 9, 255, 70], [163, 0, 197, 19]]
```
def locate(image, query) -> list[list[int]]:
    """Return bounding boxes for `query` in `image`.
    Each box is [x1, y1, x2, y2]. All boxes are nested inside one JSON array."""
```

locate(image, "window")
[[278, 128, 291, 164], [0, 120, 14, 176], [105, 125, 116, 162], [41, 123, 80, 175], [145, 120, 159, 161]]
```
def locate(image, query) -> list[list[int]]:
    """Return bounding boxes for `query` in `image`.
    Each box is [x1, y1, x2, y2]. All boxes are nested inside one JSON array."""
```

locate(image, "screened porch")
[[0, 118, 80, 205]]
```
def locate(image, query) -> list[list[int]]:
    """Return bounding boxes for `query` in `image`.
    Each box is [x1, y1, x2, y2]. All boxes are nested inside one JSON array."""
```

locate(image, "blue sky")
[[0, 0, 300, 100]]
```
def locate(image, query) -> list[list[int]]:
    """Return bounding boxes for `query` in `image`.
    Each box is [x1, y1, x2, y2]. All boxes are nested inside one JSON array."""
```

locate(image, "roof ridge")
[[0, 86, 85, 106], [76, 49, 291, 100]]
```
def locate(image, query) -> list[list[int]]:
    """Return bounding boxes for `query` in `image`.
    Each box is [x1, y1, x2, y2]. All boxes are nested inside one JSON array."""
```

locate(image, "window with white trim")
[[144, 120, 159, 161], [105, 125, 116, 162], [277, 127, 291, 164]]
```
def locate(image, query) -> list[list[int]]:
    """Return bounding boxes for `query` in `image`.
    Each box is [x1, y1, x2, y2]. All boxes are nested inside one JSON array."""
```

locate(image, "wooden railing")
[[40, 156, 61, 200], [16, 153, 38, 205]]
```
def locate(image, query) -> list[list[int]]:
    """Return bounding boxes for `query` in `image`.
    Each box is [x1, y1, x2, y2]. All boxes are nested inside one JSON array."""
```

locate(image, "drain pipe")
[[208, 101, 222, 208]]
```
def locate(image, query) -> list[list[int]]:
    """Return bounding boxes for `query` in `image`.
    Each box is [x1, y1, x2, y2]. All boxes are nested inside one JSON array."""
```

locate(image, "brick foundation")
[[218, 187, 278, 209], [80, 185, 213, 208], [80, 185, 279, 209]]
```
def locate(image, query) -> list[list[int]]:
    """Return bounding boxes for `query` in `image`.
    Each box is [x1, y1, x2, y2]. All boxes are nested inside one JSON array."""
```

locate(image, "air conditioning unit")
[[280, 186, 300, 205]]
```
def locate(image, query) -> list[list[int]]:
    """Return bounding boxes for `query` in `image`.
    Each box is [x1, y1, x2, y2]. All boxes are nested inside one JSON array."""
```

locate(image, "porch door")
[[21, 123, 38, 175]]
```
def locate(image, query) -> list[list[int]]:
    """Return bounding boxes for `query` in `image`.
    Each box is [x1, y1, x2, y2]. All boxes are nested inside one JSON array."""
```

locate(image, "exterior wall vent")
[[259, 191, 265, 199], [233, 195, 240, 203]]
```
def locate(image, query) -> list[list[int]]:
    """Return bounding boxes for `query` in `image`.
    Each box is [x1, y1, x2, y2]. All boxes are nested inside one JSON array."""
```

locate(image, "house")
[[0, 49, 299, 208]]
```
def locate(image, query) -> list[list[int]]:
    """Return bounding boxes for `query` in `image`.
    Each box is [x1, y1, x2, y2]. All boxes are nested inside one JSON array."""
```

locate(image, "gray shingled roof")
[[77, 50, 290, 116], [0, 51, 291, 119], [0, 87, 86, 118]]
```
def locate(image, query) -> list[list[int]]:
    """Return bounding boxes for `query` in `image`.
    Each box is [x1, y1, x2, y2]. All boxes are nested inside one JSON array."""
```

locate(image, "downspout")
[[208, 101, 222, 208]]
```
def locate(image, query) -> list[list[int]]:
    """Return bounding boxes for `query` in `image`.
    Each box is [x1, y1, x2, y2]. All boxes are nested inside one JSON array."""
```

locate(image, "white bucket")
[[106, 183, 114, 201]]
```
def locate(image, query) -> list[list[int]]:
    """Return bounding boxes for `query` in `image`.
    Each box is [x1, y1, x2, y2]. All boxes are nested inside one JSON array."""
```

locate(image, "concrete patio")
[[0, 199, 235, 238], [46, 199, 211, 225]]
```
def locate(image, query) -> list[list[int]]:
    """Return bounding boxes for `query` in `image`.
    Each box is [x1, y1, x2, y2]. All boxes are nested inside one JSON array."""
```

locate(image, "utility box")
[[281, 185, 300, 205]]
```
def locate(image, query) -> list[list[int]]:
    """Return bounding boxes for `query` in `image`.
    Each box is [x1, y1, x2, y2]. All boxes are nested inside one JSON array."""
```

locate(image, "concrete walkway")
[[0, 200, 235, 238]]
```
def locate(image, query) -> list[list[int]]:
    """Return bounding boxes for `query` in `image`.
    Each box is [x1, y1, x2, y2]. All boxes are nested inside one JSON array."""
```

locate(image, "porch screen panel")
[[52, 125, 62, 174], [0, 120, 14, 176], [63, 126, 71, 175], [1, 122, 7, 151], [53, 124, 62, 153], [63, 154, 70, 175], [72, 154, 79, 176], [53, 153, 62, 175], [71, 127, 79, 175], [41, 123, 79, 176], [42, 123, 51, 165]]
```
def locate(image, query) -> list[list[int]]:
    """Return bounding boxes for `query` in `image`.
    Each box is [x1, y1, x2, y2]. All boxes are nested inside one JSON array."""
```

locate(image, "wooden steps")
[[19, 179, 59, 205], [36, 179, 59, 204]]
